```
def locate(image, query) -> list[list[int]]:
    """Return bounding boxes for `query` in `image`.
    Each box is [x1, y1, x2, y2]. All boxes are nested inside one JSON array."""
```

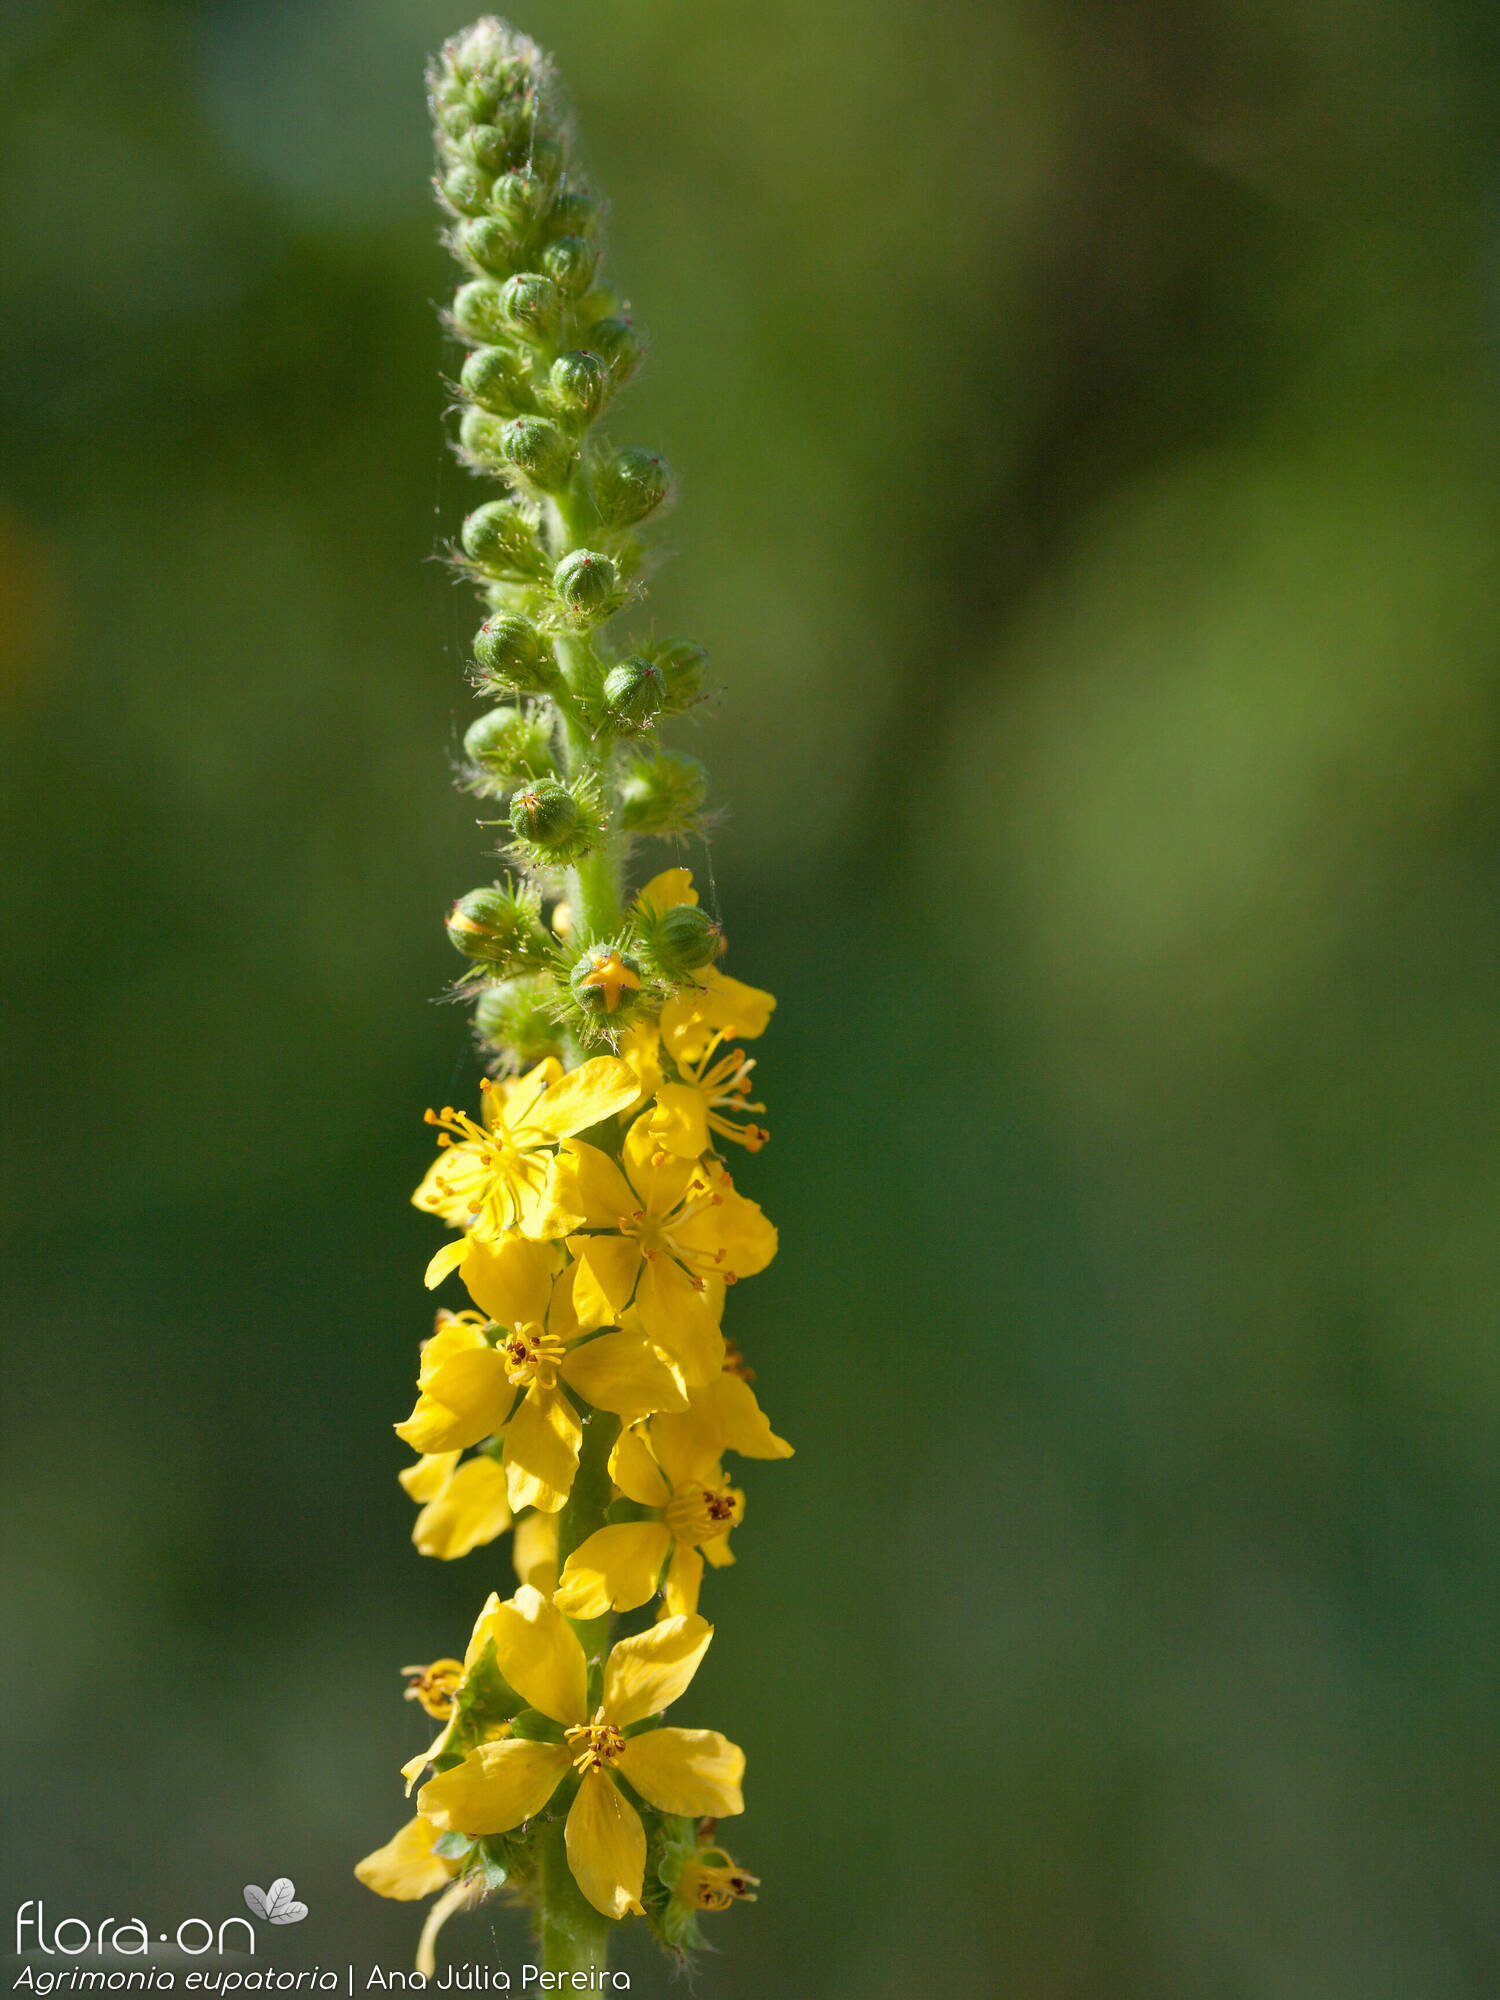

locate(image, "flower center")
[[619, 1166, 742, 1287], [664, 1480, 742, 1545], [680, 1034, 769, 1151], [681, 1858, 759, 1910], [565, 1709, 626, 1774], [499, 1320, 565, 1388]]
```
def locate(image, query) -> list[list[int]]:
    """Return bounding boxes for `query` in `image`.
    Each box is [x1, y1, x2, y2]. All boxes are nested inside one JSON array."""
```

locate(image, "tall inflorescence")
[[354, 19, 790, 1981]]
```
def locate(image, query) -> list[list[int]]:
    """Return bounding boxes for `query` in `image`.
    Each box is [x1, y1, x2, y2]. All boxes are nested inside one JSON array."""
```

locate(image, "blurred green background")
[[5, 0, 1500, 1993]]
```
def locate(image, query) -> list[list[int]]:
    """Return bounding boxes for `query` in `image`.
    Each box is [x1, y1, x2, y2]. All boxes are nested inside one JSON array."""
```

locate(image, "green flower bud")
[[446, 885, 548, 967], [587, 317, 644, 388], [456, 216, 521, 277], [466, 115, 526, 177], [591, 446, 672, 529], [473, 614, 554, 693], [548, 190, 600, 238], [542, 234, 598, 299], [601, 655, 665, 732], [527, 133, 566, 188], [552, 548, 617, 624], [438, 102, 473, 140], [498, 415, 574, 491], [446, 164, 496, 218], [459, 344, 527, 415], [645, 637, 709, 711], [569, 943, 645, 1023], [619, 750, 708, 835], [490, 172, 548, 237], [458, 407, 509, 467], [451, 280, 511, 342], [548, 351, 606, 420], [510, 778, 582, 853], [461, 500, 543, 577], [640, 900, 722, 979], [474, 977, 565, 1068], [499, 272, 562, 347], [462, 705, 554, 787]]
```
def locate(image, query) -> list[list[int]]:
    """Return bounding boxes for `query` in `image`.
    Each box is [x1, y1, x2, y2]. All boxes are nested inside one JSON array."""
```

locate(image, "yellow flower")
[[553, 1418, 742, 1620], [557, 1122, 777, 1386], [355, 1814, 458, 1902], [398, 1237, 686, 1513], [418, 1587, 744, 1921], [413, 1057, 638, 1246], [402, 1659, 466, 1720], [399, 1452, 512, 1560], [512, 1508, 558, 1594]]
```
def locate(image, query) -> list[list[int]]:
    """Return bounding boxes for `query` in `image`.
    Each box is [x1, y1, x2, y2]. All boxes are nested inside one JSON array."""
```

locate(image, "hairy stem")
[[536, 1816, 612, 1975]]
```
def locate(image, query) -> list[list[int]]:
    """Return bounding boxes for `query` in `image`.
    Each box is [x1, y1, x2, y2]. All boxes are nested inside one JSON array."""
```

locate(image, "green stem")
[[548, 484, 621, 941], [536, 1816, 612, 1976]]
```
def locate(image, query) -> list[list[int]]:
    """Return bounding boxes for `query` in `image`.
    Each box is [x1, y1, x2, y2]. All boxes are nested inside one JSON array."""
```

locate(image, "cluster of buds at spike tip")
[[358, 21, 786, 1981]]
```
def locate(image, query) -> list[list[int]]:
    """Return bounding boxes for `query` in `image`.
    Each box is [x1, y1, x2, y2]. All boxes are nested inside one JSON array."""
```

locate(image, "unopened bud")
[[462, 706, 554, 786], [461, 500, 542, 577], [446, 885, 547, 967], [441, 164, 491, 217], [542, 234, 598, 299], [591, 446, 671, 529], [643, 901, 722, 979], [552, 548, 617, 623], [460, 344, 527, 415], [646, 637, 709, 711], [466, 115, 526, 177], [451, 280, 510, 343], [619, 750, 708, 835], [473, 614, 554, 693], [510, 779, 582, 853], [601, 655, 664, 732], [499, 272, 562, 346], [549, 190, 600, 238], [585, 317, 644, 388], [498, 415, 573, 491], [474, 977, 564, 1067], [456, 217, 520, 277], [548, 351, 606, 420], [489, 172, 547, 236]]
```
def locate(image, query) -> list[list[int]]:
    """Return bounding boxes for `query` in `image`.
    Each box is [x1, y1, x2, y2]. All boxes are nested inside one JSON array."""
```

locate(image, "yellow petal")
[[602, 1612, 713, 1726], [634, 1256, 725, 1387], [648, 1405, 724, 1490], [503, 1383, 583, 1515], [399, 1452, 461, 1503], [552, 1141, 637, 1230], [512, 1510, 558, 1593], [699, 1371, 794, 1459], [412, 1456, 512, 1560], [481, 1582, 588, 1725], [700, 1531, 736, 1570], [672, 1180, 778, 1280], [495, 1061, 559, 1131], [659, 968, 775, 1060], [563, 1329, 689, 1422], [424, 1237, 470, 1289], [646, 1083, 710, 1160], [618, 1022, 663, 1112], [417, 1315, 492, 1387], [554, 1522, 673, 1618], [661, 1541, 705, 1617], [564, 1770, 645, 1920], [607, 1424, 672, 1509], [636, 868, 698, 914], [354, 1816, 456, 1901], [416, 1880, 474, 1981], [622, 1117, 698, 1213], [397, 1346, 513, 1454], [615, 1726, 744, 1817], [401, 1738, 446, 1796], [568, 1233, 642, 1324], [418, 1738, 569, 1837], [523, 1057, 639, 1140], [458, 1234, 556, 1326]]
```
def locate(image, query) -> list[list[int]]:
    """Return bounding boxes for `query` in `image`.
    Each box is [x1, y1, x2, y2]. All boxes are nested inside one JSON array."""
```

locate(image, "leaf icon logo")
[[243, 1880, 309, 1925]]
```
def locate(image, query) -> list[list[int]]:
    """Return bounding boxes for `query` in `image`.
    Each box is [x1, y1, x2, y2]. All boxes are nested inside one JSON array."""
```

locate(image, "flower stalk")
[[355, 18, 791, 1979]]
